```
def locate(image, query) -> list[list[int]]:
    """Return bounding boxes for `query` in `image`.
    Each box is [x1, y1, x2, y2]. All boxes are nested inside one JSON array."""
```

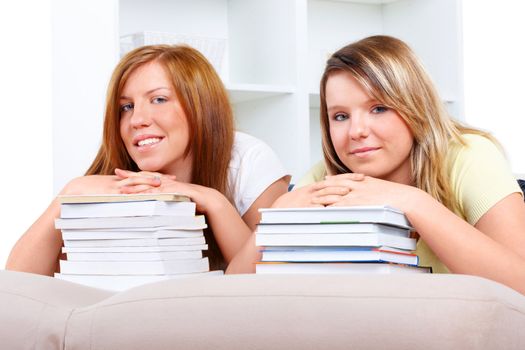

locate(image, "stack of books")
[[255, 206, 431, 274], [54, 193, 221, 291]]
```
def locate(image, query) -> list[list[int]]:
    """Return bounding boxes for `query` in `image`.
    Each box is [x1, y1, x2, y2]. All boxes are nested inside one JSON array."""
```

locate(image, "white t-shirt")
[[228, 132, 289, 216]]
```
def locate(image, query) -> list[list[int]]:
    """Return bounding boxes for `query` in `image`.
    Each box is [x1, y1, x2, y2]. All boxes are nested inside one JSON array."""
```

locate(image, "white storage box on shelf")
[[120, 31, 226, 72]]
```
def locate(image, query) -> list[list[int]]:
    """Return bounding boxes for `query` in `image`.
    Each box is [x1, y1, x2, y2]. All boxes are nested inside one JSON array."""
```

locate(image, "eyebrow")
[[327, 105, 348, 113], [327, 99, 378, 113], [120, 87, 171, 100]]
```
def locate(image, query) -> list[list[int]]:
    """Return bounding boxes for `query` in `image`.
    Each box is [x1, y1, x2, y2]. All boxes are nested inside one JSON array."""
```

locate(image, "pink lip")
[[350, 146, 380, 155], [132, 134, 164, 146]]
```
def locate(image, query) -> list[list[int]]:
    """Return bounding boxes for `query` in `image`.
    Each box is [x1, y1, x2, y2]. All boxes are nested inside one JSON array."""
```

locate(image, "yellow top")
[[295, 134, 521, 273]]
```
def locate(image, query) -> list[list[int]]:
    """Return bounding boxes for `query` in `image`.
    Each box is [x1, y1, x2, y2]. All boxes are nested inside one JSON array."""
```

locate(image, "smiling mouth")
[[135, 137, 163, 147], [350, 147, 380, 155]]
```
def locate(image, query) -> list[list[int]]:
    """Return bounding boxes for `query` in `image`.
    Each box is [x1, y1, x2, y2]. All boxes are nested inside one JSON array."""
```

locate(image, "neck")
[[165, 153, 193, 183], [382, 161, 414, 186]]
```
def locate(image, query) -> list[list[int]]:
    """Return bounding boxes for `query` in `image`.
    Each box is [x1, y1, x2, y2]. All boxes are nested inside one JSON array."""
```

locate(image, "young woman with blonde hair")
[[229, 36, 525, 295], [7, 45, 289, 273]]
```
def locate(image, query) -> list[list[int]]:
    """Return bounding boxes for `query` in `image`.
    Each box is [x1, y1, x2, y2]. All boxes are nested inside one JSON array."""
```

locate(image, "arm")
[[226, 173, 365, 274], [6, 174, 161, 275], [406, 189, 525, 293], [226, 177, 289, 273], [316, 175, 525, 294], [6, 198, 62, 275], [131, 176, 289, 265]]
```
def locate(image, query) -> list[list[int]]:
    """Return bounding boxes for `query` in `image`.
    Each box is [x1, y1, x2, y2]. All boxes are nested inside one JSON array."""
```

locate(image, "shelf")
[[226, 83, 295, 104]]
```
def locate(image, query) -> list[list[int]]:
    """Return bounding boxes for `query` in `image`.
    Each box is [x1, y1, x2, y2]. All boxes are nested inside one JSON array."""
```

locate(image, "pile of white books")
[[255, 206, 431, 274], [54, 193, 222, 291]]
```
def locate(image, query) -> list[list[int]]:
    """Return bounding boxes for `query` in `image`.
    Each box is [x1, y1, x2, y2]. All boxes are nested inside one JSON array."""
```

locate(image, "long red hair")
[[86, 45, 234, 269]]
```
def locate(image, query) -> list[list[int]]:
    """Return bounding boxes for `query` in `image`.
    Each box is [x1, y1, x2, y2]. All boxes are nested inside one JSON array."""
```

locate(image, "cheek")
[[119, 120, 132, 148], [329, 124, 347, 153]]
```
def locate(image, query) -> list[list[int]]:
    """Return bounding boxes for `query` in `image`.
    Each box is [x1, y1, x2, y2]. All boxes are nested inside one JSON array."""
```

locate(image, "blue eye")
[[371, 105, 388, 114], [120, 103, 133, 112], [152, 96, 167, 104], [334, 113, 349, 121]]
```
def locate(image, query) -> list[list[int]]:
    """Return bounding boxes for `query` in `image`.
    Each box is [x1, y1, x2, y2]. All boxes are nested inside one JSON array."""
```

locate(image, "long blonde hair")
[[86, 45, 234, 269], [320, 35, 492, 215]]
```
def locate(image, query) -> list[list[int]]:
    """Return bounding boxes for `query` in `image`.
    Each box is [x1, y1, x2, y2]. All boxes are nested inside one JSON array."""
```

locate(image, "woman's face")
[[325, 71, 414, 184], [119, 61, 192, 178]]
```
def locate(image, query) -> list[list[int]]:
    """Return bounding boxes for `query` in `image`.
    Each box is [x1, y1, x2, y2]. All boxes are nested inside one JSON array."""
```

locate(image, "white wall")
[[462, 0, 525, 175], [0, 0, 119, 267], [0, 0, 53, 266], [52, 0, 120, 193]]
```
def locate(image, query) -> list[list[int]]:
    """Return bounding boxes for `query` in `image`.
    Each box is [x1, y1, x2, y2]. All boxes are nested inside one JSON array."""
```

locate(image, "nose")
[[129, 101, 152, 129], [348, 113, 370, 140]]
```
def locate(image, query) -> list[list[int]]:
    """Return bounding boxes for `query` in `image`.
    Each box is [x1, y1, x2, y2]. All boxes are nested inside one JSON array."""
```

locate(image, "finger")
[[321, 176, 366, 189], [311, 194, 346, 206], [314, 186, 350, 197], [117, 176, 161, 188], [123, 169, 176, 182], [115, 168, 137, 179], [120, 184, 158, 194], [138, 187, 161, 194], [325, 173, 365, 181]]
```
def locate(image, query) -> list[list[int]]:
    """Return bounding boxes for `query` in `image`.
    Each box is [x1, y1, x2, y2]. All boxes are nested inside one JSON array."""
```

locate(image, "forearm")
[[205, 195, 252, 263], [225, 233, 260, 274], [6, 198, 63, 276], [404, 189, 525, 294]]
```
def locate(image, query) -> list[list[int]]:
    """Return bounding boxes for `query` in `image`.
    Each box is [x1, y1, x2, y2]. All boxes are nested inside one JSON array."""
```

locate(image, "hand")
[[125, 175, 224, 215], [313, 174, 418, 212], [115, 168, 176, 193], [60, 175, 122, 195], [271, 173, 365, 208]]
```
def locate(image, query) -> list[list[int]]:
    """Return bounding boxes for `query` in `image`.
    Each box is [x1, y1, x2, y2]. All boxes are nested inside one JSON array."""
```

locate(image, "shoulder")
[[447, 133, 504, 167], [228, 132, 289, 215], [231, 132, 275, 160], [458, 133, 501, 153], [295, 161, 327, 189], [448, 133, 520, 224]]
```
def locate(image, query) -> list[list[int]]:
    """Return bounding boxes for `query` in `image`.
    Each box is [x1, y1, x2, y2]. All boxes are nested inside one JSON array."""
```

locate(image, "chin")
[[135, 162, 163, 173]]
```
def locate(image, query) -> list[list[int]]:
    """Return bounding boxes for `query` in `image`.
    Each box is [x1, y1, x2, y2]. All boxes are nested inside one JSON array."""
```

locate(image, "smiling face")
[[325, 71, 414, 184], [119, 61, 192, 180]]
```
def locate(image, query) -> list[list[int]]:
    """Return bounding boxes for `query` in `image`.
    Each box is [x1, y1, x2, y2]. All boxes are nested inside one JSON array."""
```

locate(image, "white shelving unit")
[[52, 0, 462, 188]]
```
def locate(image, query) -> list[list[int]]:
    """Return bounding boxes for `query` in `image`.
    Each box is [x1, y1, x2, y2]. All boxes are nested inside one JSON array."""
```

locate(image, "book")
[[260, 247, 418, 265], [63, 236, 206, 248], [62, 244, 208, 253], [58, 192, 190, 204], [60, 200, 196, 218], [255, 262, 431, 274], [61, 229, 204, 240], [256, 222, 410, 237], [54, 270, 224, 291], [55, 215, 206, 230], [65, 250, 203, 261], [255, 233, 416, 250], [259, 206, 411, 229], [59, 257, 210, 275]]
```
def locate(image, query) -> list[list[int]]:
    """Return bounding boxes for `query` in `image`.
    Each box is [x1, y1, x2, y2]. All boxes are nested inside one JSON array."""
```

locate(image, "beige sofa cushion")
[[0, 270, 112, 350], [67, 273, 525, 350], [1, 270, 525, 349]]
